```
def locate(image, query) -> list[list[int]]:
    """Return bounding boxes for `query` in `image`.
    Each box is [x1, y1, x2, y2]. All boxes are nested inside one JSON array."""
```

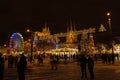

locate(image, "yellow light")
[[3, 44, 7, 47], [107, 12, 110, 16], [28, 39, 31, 42], [26, 29, 30, 32]]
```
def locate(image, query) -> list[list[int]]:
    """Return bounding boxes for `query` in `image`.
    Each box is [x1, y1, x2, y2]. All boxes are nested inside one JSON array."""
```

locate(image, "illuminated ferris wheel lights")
[[9, 32, 24, 50]]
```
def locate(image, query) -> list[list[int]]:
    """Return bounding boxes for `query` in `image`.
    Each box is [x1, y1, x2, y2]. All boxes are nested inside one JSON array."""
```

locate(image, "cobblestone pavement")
[[3, 58, 120, 80]]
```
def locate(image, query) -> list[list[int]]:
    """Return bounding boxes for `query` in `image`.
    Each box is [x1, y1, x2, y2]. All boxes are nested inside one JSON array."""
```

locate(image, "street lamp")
[[107, 12, 112, 33], [26, 29, 34, 62], [106, 12, 115, 59]]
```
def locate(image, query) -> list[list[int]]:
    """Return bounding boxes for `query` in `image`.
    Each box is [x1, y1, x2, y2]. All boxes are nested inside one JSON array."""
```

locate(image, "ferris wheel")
[[9, 32, 24, 51]]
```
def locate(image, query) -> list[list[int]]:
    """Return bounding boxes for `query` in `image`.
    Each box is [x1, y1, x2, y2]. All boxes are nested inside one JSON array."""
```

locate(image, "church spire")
[[47, 26, 50, 35], [45, 23, 47, 28], [73, 22, 76, 31], [70, 17, 73, 31], [67, 22, 69, 33]]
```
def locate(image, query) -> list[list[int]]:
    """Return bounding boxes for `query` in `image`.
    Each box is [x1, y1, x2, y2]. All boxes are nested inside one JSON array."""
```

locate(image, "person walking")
[[88, 55, 94, 80], [79, 54, 88, 79], [37, 55, 43, 65], [50, 55, 58, 70], [8, 54, 14, 68], [0, 52, 5, 80], [111, 53, 115, 64], [17, 53, 27, 80], [14, 55, 18, 68]]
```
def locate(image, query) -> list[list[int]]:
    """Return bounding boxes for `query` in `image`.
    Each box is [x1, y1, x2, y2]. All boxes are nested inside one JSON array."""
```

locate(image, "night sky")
[[0, 0, 120, 45]]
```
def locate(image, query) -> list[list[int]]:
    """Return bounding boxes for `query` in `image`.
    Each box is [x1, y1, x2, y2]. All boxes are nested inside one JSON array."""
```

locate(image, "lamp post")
[[26, 29, 34, 63], [107, 12, 112, 33], [107, 12, 115, 61]]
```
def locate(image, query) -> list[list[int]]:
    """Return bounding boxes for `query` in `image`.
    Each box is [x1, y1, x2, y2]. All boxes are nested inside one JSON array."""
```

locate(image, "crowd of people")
[[101, 53, 117, 64], [0, 51, 119, 80], [0, 52, 27, 80]]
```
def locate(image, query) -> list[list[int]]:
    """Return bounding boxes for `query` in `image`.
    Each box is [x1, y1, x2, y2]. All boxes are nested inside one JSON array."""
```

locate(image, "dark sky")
[[0, 0, 120, 44]]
